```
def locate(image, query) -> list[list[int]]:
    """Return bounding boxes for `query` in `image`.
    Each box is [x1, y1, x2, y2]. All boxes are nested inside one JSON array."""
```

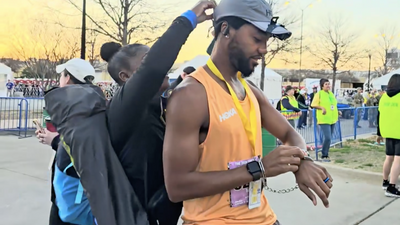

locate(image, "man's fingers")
[[203, 0, 216, 9], [281, 164, 299, 173], [310, 181, 329, 207], [281, 156, 301, 166], [205, 14, 213, 20], [283, 148, 305, 159], [325, 180, 333, 189], [298, 183, 317, 206]]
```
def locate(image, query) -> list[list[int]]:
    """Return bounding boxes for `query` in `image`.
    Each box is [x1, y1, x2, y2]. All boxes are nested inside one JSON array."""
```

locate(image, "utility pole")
[[367, 54, 372, 90], [298, 9, 304, 88], [80, 0, 86, 59]]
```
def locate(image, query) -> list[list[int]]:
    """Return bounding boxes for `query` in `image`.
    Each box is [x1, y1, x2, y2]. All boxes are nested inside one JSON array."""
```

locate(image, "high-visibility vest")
[[280, 96, 301, 120], [378, 93, 400, 139], [316, 91, 338, 125]]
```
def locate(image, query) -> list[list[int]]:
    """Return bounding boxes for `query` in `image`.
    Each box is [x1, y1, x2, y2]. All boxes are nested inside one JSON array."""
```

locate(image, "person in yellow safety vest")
[[280, 85, 302, 128], [311, 79, 341, 162], [377, 74, 400, 197]]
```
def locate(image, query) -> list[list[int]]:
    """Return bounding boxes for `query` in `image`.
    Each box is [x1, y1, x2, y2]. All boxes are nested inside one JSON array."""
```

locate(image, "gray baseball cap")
[[214, 0, 292, 40]]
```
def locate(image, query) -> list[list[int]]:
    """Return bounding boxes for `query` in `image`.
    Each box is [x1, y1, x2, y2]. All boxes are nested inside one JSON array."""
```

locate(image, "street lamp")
[[80, 0, 87, 60]]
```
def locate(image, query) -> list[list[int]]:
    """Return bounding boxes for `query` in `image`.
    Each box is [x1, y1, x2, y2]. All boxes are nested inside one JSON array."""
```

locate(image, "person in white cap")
[[56, 58, 96, 87], [163, 0, 332, 224]]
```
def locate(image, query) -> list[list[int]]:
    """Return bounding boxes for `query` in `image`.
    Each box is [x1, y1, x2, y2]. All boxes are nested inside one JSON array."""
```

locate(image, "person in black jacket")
[[297, 88, 311, 129], [103, 1, 216, 224]]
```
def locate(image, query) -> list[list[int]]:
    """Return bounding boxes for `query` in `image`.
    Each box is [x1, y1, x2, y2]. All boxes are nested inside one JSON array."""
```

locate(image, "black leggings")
[[49, 203, 75, 225]]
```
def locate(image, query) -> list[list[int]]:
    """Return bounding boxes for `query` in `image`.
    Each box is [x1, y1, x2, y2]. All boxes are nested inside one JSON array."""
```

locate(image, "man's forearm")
[[281, 129, 307, 151], [166, 166, 253, 203]]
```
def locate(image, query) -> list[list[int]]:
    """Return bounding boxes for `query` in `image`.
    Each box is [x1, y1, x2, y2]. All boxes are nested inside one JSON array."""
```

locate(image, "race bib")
[[228, 156, 259, 207]]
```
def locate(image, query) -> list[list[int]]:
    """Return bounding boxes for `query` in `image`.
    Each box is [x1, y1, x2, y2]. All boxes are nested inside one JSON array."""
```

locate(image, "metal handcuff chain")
[[263, 178, 299, 194], [258, 158, 299, 194]]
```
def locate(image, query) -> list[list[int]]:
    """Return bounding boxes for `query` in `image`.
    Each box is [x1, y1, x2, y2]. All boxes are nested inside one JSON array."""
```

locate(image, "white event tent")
[[372, 68, 400, 90]]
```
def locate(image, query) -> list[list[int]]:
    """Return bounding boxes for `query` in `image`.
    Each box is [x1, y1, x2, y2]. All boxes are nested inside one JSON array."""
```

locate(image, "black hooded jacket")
[[377, 88, 400, 136], [105, 16, 193, 223], [45, 85, 147, 225]]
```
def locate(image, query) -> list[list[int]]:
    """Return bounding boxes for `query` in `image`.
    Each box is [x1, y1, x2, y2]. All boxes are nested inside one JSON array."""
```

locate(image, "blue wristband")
[[181, 10, 197, 29]]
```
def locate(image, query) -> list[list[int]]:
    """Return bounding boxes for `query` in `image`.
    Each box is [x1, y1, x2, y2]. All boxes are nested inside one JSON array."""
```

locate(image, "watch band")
[[246, 161, 262, 181]]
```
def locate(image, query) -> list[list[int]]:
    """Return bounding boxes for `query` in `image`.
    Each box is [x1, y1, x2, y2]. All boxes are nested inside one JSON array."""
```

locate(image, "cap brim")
[[56, 64, 66, 74], [246, 20, 292, 41]]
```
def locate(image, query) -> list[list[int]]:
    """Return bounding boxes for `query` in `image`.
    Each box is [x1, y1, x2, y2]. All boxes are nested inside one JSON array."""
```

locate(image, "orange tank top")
[[182, 67, 276, 225]]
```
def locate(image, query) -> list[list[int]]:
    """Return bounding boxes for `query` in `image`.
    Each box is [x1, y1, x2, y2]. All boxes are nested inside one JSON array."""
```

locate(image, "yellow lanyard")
[[207, 58, 257, 156]]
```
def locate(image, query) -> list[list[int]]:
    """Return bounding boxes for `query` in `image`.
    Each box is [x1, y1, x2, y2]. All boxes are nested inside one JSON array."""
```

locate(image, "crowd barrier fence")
[[0, 97, 378, 156]]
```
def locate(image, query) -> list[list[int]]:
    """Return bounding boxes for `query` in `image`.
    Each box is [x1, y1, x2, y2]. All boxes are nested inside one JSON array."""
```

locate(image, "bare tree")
[[12, 21, 79, 80], [86, 29, 101, 67], [259, 0, 300, 91], [308, 16, 360, 93], [374, 26, 400, 76], [65, 0, 168, 45]]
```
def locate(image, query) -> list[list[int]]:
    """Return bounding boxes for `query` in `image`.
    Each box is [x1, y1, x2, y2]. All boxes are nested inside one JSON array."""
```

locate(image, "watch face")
[[248, 161, 261, 173]]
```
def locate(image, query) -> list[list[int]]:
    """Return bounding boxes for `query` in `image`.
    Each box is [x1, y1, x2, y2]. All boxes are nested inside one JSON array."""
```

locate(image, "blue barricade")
[[0, 96, 378, 145], [0, 97, 29, 138], [312, 109, 343, 161]]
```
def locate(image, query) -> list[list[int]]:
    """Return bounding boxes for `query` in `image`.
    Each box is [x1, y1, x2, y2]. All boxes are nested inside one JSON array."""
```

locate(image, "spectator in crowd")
[[377, 74, 400, 197], [6, 79, 14, 97], [297, 88, 311, 129], [366, 89, 378, 127], [311, 79, 341, 162], [280, 85, 301, 128], [310, 86, 318, 105], [376, 89, 384, 103], [353, 87, 364, 128]]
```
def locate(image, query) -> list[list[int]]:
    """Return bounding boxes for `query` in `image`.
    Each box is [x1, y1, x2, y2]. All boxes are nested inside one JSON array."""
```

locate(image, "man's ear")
[[119, 71, 130, 83]]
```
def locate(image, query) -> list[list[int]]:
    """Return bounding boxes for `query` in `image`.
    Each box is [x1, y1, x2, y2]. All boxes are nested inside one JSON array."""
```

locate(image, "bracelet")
[[300, 148, 310, 157], [303, 156, 314, 162], [258, 158, 266, 179], [181, 10, 197, 29]]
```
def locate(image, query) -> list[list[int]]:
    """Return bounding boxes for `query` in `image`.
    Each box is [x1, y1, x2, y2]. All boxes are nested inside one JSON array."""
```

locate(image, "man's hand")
[[295, 161, 333, 208], [261, 146, 305, 177], [298, 111, 302, 116], [192, 0, 216, 24], [338, 111, 342, 116]]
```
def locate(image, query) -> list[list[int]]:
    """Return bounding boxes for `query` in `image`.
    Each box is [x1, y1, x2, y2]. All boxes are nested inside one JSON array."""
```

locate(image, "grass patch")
[[334, 159, 345, 164], [316, 136, 386, 172]]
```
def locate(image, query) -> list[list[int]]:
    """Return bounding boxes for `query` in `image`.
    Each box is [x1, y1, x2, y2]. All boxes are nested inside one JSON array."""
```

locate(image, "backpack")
[[53, 162, 94, 225]]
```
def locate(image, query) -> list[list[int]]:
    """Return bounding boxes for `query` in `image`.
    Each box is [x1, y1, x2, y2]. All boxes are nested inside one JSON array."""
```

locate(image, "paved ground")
[[1, 135, 398, 225]]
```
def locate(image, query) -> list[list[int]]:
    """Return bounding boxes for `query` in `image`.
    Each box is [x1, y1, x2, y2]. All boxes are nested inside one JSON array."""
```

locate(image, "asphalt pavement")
[[1, 135, 398, 225]]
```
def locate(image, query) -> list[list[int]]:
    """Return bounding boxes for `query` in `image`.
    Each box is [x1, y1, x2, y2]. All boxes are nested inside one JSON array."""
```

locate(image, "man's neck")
[[210, 51, 238, 82]]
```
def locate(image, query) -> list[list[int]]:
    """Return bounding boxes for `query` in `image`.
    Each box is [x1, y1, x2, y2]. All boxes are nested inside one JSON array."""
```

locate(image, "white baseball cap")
[[56, 58, 96, 83]]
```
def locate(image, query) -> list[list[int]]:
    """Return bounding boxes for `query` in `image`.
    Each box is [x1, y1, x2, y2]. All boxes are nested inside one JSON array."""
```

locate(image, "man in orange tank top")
[[163, 0, 333, 224]]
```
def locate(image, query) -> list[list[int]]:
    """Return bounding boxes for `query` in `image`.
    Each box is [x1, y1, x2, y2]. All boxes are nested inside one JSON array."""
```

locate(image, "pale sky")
[[0, 0, 399, 70]]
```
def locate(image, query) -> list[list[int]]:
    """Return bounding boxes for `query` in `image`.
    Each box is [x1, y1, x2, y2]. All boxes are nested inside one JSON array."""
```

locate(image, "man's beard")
[[227, 39, 254, 78]]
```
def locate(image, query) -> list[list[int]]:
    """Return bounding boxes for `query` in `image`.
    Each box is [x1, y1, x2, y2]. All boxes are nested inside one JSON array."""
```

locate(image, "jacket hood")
[[386, 88, 400, 98], [44, 84, 106, 127]]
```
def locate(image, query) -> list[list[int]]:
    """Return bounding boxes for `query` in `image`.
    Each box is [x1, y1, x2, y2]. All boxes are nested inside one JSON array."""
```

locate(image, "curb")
[[315, 162, 383, 184]]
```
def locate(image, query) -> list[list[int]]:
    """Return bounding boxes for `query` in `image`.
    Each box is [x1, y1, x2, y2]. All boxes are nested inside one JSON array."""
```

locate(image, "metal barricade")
[[354, 106, 378, 139], [337, 107, 356, 139], [279, 109, 315, 144], [0, 97, 29, 138], [24, 97, 45, 130], [312, 109, 343, 161]]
